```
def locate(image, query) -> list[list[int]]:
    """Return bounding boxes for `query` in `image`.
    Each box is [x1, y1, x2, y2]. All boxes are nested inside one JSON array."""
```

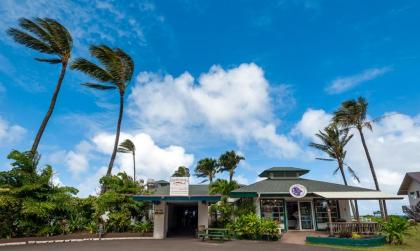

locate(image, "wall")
[[198, 202, 209, 228], [408, 181, 420, 207], [153, 201, 167, 239]]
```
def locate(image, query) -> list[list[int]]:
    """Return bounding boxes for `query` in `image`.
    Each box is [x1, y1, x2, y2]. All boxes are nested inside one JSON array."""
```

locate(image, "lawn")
[[308, 225, 419, 251]]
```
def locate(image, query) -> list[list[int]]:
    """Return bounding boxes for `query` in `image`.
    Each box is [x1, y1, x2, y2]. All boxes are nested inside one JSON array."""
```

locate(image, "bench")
[[197, 228, 230, 242]]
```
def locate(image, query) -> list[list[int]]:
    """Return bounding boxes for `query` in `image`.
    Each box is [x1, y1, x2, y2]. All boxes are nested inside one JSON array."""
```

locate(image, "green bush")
[[227, 214, 279, 240], [380, 216, 412, 245], [131, 221, 153, 233]]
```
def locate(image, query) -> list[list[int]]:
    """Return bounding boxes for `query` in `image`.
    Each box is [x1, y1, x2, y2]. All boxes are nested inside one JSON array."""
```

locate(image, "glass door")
[[299, 202, 313, 230]]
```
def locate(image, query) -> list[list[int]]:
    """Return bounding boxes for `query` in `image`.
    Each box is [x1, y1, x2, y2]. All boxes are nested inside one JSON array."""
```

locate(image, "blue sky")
[[1, 0, 420, 214]]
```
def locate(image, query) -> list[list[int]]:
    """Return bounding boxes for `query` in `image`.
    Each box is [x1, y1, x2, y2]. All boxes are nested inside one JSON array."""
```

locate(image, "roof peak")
[[259, 166, 310, 178]]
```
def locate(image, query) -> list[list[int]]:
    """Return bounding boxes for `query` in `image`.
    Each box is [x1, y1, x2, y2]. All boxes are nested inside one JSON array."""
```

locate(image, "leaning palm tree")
[[71, 45, 134, 177], [195, 158, 218, 184], [117, 139, 136, 181], [218, 151, 244, 182], [310, 124, 359, 219], [333, 97, 386, 218], [7, 18, 72, 154]]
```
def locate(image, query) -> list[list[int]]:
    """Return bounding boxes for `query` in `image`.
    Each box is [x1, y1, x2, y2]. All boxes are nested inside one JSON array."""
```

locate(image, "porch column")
[[153, 201, 166, 239], [327, 204, 333, 236], [198, 201, 209, 228]]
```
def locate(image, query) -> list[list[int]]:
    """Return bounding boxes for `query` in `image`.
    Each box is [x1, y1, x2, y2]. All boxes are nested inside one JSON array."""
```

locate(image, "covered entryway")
[[167, 202, 198, 237], [286, 201, 314, 231]]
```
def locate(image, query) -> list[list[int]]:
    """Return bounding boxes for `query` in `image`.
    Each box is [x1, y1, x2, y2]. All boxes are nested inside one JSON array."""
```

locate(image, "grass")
[[308, 225, 419, 251]]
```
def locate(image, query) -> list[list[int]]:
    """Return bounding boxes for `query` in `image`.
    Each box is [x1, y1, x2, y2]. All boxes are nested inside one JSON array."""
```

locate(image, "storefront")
[[230, 167, 403, 232], [133, 167, 402, 238]]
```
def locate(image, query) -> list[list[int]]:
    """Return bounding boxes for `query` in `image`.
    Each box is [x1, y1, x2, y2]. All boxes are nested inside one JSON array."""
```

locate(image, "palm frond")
[[315, 157, 335, 161], [71, 58, 113, 82], [116, 48, 134, 82], [344, 164, 360, 183], [333, 167, 340, 175], [34, 57, 61, 64], [82, 83, 117, 90], [7, 28, 54, 54]]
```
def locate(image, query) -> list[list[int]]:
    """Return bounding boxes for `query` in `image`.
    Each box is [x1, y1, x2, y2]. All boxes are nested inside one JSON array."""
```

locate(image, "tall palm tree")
[[117, 139, 136, 181], [172, 166, 190, 177], [333, 97, 387, 218], [71, 45, 134, 177], [195, 158, 218, 184], [309, 124, 360, 219], [7, 18, 72, 154], [209, 179, 240, 196], [218, 151, 244, 182]]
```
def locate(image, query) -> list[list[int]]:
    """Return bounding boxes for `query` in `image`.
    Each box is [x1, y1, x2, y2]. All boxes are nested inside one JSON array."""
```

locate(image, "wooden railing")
[[329, 222, 380, 235]]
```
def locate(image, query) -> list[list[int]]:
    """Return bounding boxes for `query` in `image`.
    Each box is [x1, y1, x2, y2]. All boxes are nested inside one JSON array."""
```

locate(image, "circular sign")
[[289, 184, 307, 198]]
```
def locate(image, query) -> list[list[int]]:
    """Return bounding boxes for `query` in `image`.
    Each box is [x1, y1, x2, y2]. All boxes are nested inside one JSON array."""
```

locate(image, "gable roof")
[[398, 172, 420, 195], [258, 167, 310, 177], [231, 178, 375, 197]]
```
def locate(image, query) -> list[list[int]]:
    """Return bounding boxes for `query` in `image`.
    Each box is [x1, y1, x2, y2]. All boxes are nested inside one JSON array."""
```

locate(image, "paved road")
[[0, 238, 341, 251]]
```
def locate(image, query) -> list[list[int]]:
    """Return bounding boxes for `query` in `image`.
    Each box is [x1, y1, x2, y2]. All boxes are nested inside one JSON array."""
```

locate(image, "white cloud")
[[326, 67, 390, 94], [295, 109, 420, 214], [0, 116, 26, 146], [92, 132, 194, 180], [128, 63, 301, 158]]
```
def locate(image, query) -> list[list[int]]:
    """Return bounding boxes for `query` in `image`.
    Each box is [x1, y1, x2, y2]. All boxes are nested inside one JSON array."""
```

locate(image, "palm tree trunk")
[[229, 171, 233, 183], [357, 127, 385, 219], [132, 150, 136, 182], [106, 92, 124, 176], [338, 162, 358, 220], [31, 61, 68, 154]]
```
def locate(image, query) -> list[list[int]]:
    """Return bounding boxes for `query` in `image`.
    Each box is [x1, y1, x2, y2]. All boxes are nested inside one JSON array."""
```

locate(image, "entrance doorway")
[[286, 201, 314, 230], [167, 203, 198, 237]]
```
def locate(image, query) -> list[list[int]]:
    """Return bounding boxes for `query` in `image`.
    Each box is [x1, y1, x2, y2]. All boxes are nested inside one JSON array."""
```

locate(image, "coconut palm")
[[117, 139, 136, 181], [333, 97, 386, 218], [195, 158, 218, 184], [7, 18, 73, 154], [71, 45, 134, 177], [172, 166, 190, 177], [209, 179, 240, 196], [218, 151, 244, 182], [309, 124, 359, 219]]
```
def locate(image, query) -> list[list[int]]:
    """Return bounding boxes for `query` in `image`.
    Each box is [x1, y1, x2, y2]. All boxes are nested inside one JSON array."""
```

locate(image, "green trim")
[[306, 236, 385, 247], [132, 195, 221, 202], [230, 192, 257, 198]]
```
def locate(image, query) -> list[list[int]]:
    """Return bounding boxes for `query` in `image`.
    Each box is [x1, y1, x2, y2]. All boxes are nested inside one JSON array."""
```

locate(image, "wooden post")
[[327, 205, 333, 236], [355, 200, 360, 222]]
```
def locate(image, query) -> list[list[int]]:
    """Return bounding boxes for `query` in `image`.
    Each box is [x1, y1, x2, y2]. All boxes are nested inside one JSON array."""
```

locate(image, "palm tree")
[[309, 124, 360, 219], [7, 18, 72, 154], [117, 139, 136, 181], [71, 45, 134, 177], [218, 151, 244, 182], [195, 158, 218, 184], [333, 97, 387, 218], [209, 179, 240, 196], [172, 166, 190, 177]]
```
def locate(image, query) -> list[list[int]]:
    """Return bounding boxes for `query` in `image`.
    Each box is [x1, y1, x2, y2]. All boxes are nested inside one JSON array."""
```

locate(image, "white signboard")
[[170, 177, 189, 196], [289, 184, 307, 198]]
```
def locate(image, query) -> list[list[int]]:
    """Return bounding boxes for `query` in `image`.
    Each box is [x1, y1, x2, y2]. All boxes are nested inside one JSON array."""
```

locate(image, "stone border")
[[0, 237, 155, 247]]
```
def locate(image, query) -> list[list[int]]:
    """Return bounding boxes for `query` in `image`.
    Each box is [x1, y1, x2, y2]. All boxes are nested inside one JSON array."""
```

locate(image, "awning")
[[314, 191, 404, 200], [132, 195, 221, 202]]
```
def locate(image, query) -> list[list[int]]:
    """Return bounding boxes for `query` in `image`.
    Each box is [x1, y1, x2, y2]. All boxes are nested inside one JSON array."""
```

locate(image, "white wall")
[[408, 181, 420, 207], [153, 201, 167, 239], [338, 200, 351, 221], [198, 202, 209, 228]]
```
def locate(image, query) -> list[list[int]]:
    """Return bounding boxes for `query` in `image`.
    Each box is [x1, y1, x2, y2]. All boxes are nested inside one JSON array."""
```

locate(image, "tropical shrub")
[[234, 198, 255, 217], [131, 221, 153, 233], [227, 214, 279, 240], [0, 151, 78, 238], [380, 216, 412, 245]]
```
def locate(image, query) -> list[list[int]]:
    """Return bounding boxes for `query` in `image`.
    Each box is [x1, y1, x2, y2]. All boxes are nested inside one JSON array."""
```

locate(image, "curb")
[[0, 237, 155, 247]]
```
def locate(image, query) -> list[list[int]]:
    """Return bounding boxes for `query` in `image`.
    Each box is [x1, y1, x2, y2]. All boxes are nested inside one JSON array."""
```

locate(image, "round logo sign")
[[289, 184, 307, 198]]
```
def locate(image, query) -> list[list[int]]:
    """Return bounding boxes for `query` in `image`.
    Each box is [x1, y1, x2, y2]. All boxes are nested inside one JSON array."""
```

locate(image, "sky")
[[1, 0, 420, 215]]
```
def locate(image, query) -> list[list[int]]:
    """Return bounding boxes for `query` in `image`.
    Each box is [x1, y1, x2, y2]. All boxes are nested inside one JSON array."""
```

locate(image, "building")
[[133, 167, 403, 239], [397, 172, 420, 221]]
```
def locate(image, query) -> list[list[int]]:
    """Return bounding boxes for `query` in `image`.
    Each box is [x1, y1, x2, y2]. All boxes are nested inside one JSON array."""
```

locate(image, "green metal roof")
[[258, 167, 310, 177], [230, 178, 375, 198]]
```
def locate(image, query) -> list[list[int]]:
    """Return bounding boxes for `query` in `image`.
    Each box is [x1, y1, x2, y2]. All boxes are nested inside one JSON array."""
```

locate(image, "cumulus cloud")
[[128, 63, 301, 158], [0, 116, 26, 146], [294, 109, 420, 214], [326, 67, 390, 94]]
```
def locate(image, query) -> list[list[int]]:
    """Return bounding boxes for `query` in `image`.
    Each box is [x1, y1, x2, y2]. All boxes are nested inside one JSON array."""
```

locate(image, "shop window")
[[260, 199, 285, 225], [314, 200, 339, 230]]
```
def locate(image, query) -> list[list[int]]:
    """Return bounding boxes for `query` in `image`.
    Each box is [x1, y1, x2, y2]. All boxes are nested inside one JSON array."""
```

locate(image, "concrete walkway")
[[0, 238, 340, 251], [281, 231, 329, 245]]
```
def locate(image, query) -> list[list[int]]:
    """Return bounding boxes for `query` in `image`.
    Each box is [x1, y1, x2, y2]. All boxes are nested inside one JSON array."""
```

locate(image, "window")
[[417, 191, 420, 198], [314, 200, 339, 225], [260, 199, 285, 225], [410, 192, 416, 199]]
